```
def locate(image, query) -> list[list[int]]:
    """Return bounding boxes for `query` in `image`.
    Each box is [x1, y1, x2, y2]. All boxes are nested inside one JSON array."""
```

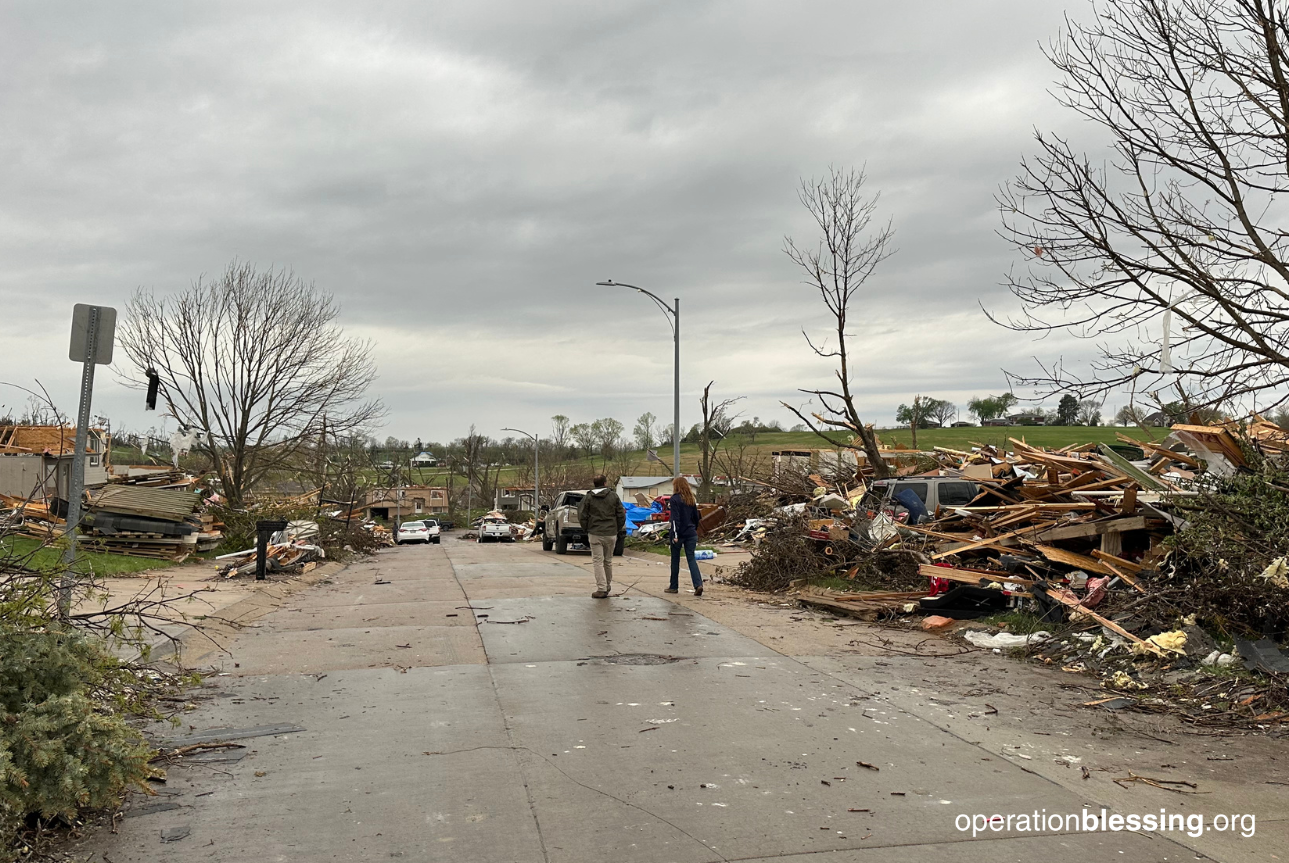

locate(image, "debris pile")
[[215, 520, 324, 577], [723, 418, 1289, 726], [78, 485, 218, 561], [0, 494, 64, 541]]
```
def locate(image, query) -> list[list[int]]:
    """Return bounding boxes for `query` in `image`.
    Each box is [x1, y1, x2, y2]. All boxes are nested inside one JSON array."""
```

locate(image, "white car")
[[422, 519, 442, 544], [477, 515, 514, 543], [395, 521, 431, 544]]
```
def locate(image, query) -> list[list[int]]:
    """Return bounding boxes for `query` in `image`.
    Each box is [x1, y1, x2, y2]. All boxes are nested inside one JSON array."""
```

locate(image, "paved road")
[[76, 539, 1231, 861]]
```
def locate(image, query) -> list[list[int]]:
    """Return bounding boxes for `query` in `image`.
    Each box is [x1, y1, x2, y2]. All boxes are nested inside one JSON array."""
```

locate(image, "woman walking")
[[664, 476, 703, 596]]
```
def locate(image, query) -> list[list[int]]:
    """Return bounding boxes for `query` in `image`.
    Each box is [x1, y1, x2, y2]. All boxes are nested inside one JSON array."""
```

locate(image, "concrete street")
[[72, 539, 1287, 862]]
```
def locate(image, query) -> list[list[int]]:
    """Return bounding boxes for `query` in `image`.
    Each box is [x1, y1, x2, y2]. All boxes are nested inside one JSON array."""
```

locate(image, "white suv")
[[423, 519, 442, 544]]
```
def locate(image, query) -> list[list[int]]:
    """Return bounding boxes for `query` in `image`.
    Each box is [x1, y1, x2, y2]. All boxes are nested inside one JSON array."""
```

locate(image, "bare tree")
[[697, 382, 744, 502], [550, 415, 570, 458], [570, 422, 596, 461], [118, 261, 381, 507], [594, 417, 625, 465], [1076, 399, 1103, 426], [633, 412, 657, 451], [997, 0, 1289, 412], [714, 434, 769, 489], [928, 399, 957, 427], [782, 167, 895, 478], [459, 426, 504, 513]]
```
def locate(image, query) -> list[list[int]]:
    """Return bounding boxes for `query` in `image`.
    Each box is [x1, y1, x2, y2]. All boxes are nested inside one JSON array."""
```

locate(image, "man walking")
[[577, 474, 625, 598]]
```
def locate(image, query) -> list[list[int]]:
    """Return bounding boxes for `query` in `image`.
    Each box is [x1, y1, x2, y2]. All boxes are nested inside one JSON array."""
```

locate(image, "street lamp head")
[[595, 280, 615, 286]]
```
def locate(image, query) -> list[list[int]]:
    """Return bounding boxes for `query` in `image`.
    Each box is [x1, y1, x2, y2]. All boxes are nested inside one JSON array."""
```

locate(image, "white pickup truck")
[[540, 490, 624, 556], [477, 513, 514, 543]]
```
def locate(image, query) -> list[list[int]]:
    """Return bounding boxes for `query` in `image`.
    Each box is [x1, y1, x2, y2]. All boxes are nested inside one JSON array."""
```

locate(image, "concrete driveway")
[[70, 537, 1278, 862]]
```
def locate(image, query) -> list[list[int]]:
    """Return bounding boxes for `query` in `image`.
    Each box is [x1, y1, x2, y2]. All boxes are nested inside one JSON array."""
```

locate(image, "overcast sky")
[[1, 0, 1120, 445]]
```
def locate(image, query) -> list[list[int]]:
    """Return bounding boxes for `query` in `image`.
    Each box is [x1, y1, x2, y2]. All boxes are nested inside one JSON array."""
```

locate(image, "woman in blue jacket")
[[664, 476, 703, 596]]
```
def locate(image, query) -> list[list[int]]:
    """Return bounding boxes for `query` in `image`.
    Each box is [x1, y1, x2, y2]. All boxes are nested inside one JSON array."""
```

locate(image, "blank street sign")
[[69, 303, 117, 364]]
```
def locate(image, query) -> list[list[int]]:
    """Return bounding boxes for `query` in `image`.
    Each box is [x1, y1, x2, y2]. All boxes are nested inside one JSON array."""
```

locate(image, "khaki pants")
[[588, 533, 617, 591]]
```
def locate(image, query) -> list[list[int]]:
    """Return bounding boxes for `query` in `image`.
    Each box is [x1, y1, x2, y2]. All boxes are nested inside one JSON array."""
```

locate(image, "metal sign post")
[[59, 304, 117, 616]]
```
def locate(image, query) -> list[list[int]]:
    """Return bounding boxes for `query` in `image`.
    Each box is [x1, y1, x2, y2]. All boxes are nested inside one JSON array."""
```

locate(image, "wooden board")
[[1029, 515, 1150, 543], [918, 563, 1033, 586], [1033, 544, 1116, 575]]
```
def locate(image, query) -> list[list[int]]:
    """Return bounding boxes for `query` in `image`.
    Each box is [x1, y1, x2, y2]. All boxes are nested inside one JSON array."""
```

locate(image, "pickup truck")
[[423, 518, 442, 544], [541, 490, 624, 556], [477, 514, 514, 543]]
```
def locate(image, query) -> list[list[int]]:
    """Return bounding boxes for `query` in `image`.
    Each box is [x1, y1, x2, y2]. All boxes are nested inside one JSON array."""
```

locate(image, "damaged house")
[[0, 424, 110, 503]]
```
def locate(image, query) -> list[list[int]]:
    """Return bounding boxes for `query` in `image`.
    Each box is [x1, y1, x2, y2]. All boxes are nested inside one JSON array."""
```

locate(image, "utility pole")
[[597, 281, 680, 480], [60, 304, 117, 617], [502, 428, 539, 523]]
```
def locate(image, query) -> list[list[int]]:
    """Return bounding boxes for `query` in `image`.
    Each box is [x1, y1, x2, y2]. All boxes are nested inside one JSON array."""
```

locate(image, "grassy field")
[[869, 425, 1168, 451], [1, 536, 177, 577], [109, 425, 1168, 501], [602, 426, 1169, 478], [374, 426, 1174, 487]]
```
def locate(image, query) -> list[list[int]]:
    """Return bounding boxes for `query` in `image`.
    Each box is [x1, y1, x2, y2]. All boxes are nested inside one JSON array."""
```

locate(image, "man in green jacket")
[[577, 474, 625, 598]]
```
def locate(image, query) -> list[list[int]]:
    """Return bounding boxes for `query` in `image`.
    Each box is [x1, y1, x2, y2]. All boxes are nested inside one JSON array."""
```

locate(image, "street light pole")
[[502, 427, 539, 522], [596, 280, 680, 481]]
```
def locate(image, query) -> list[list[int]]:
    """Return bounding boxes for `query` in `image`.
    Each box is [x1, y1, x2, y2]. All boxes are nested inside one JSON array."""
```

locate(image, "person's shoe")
[[663, 587, 679, 594], [591, 589, 609, 599], [694, 586, 703, 597]]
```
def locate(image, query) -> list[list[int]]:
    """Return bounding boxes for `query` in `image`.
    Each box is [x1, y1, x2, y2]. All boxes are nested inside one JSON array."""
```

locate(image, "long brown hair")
[[671, 475, 697, 507]]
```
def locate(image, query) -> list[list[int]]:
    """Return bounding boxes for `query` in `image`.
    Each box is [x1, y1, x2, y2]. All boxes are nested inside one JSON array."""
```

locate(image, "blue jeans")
[[670, 535, 703, 590]]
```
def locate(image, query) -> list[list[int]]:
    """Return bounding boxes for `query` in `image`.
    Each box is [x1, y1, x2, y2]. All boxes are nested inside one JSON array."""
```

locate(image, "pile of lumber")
[[108, 465, 201, 490], [79, 485, 215, 561], [0, 493, 65, 540], [215, 521, 324, 577], [912, 437, 1173, 602], [797, 588, 927, 621]]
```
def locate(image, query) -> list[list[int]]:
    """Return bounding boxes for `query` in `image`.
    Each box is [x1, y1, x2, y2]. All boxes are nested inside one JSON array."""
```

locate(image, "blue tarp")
[[623, 501, 664, 535]]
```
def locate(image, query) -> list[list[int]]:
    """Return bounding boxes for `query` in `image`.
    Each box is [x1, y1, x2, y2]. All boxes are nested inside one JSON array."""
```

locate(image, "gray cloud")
[[1, 0, 1123, 443]]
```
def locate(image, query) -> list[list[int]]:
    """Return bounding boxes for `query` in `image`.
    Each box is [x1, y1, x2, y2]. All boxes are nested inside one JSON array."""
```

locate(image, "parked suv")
[[541, 490, 624, 556], [866, 477, 980, 520], [423, 518, 442, 544]]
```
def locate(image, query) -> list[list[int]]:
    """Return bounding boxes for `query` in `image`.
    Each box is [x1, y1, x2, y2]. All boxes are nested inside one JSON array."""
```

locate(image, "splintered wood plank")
[[931, 520, 1059, 559], [917, 563, 1033, 586], [1091, 548, 1144, 573], [1033, 544, 1116, 575]]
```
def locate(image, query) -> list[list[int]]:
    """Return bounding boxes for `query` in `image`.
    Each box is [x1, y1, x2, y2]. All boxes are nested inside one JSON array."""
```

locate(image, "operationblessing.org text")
[[955, 808, 1255, 839]]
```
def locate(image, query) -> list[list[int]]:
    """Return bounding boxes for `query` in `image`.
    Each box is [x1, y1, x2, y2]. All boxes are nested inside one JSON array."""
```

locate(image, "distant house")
[[1139, 411, 1168, 427], [771, 451, 813, 478], [411, 451, 438, 467], [0, 425, 110, 502], [615, 475, 676, 504], [495, 487, 535, 511], [1007, 412, 1047, 426], [363, 485, 448, 520]]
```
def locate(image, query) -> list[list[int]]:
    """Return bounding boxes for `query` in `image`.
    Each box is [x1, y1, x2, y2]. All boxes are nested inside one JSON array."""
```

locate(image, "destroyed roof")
[[0, 425, 104, 456]]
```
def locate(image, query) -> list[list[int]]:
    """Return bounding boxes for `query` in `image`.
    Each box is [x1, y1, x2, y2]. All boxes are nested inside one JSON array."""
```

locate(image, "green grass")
[[625, 537, 715, 557], [1, 536, 178, 577], [874, 425, 1168, 452], [977, 609, 1053, 634], [604, 426, 1170, 478]]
